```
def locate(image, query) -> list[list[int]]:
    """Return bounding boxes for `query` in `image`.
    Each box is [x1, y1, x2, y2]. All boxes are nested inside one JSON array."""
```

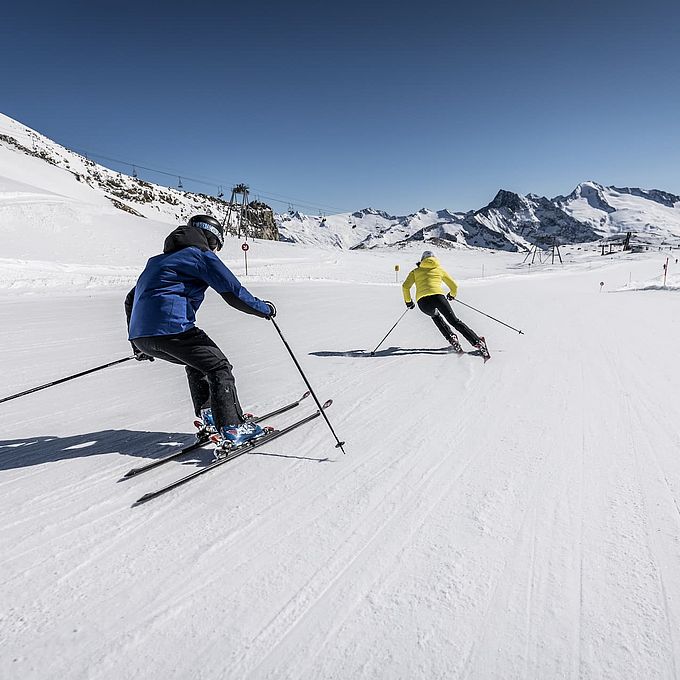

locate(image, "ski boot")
[[445, 331, 464, 354], [210, 421, 271, 460], [193, 408, 218, 441], [195, 408, 257, 440], [474, 336, 491, 362]]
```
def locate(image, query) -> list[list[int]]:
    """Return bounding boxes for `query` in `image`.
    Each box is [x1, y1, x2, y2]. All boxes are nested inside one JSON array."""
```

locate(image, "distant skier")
[[125, 214, 276, 449], [402, 250, 488, 357]]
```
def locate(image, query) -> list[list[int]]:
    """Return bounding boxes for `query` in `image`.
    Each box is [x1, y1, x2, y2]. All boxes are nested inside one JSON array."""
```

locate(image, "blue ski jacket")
[[127, 245, 270, 340]]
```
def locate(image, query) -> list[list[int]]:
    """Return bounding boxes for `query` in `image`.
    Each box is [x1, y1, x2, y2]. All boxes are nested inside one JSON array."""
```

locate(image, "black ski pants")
[[417, 294, 480, 347], [132, 327, 244, 430]]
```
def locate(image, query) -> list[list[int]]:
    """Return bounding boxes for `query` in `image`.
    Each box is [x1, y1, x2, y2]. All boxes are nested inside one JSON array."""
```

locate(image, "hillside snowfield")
[[2, 112, 680, 680]]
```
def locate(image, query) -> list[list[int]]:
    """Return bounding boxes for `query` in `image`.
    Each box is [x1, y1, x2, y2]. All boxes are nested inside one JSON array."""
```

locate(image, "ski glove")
[[131, 343, 155, 362], [264, 301, 277, 318], [446, 293, 455, 301], [406, 301, 415, 309]]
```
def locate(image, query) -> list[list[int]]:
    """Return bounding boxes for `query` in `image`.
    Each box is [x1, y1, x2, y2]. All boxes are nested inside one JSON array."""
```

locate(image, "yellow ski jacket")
[[402, 256, 458, 303]]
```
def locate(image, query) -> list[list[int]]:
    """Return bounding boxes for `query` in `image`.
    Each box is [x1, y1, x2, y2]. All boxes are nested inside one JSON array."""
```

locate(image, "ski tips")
[[322, 399, 333, 408], [301, 390, 311, 400]]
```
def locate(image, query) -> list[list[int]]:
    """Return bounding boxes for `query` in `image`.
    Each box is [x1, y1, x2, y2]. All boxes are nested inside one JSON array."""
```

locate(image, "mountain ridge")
[[2, 113, 679, 253]]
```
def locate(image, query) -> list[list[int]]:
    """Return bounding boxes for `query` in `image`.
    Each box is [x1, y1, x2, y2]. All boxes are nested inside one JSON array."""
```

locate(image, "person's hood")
[[418, 256, 439, 269], [163, 225, 213, 254]]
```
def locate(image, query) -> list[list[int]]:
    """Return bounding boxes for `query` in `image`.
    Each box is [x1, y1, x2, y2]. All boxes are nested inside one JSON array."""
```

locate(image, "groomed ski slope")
[[1, 250, 680, 679]]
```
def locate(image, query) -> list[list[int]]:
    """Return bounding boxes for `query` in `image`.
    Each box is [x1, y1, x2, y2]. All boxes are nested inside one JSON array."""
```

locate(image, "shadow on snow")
[[309, 346, 473, 358], [0, 429, 329, 471]]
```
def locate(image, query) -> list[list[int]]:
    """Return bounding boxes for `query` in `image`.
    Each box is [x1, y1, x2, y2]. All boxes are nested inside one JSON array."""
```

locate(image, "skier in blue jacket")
[[125, 214, 275, 449]]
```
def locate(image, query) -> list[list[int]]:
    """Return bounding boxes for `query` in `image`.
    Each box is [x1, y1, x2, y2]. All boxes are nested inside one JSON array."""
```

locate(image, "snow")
[[560, 182, 680, 244], [2, 116, 680, 679]]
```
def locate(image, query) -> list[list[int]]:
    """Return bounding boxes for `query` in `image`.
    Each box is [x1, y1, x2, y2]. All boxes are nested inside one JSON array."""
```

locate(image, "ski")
[[133, 400, 333, 505], [121, 391, 310, 480]]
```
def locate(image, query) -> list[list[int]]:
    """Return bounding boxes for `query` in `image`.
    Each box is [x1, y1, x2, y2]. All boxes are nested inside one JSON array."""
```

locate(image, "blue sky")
[[2, 0, 679, 215]]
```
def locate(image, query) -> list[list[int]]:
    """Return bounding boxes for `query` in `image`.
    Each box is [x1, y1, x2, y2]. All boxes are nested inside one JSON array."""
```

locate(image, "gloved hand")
[[446, 293, 455, 301], [264, 300, 277, 318], [406, 301, 415, 309], [132, 343, 155, 362], [134, 350, 155, 362]]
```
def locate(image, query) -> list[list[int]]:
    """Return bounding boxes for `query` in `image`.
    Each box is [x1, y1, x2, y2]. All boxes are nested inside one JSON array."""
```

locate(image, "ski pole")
[[370, 308, 410, 356], [452, 298, 524, 335], [269, 318, 346, 454], [0, 356, 135, 405]]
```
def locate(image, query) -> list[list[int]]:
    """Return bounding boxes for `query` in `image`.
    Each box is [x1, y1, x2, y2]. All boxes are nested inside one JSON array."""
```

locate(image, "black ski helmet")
[[188, 214, 224, 250]]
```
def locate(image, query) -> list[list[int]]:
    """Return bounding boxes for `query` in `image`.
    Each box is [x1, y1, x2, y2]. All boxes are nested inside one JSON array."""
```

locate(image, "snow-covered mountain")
[[555, 180, 680, 244], [3, 112, 680, 257], [279, 184, 680, 252], [0, 113, 277, 243]]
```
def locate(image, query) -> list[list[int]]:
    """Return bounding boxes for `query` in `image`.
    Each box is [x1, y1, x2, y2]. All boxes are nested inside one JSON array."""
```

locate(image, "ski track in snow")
[[2, 255, 680, 679]]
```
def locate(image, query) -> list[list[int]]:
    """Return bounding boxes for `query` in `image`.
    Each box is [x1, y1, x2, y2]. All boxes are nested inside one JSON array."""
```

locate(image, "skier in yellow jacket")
[[402, 250, 487, 354]]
